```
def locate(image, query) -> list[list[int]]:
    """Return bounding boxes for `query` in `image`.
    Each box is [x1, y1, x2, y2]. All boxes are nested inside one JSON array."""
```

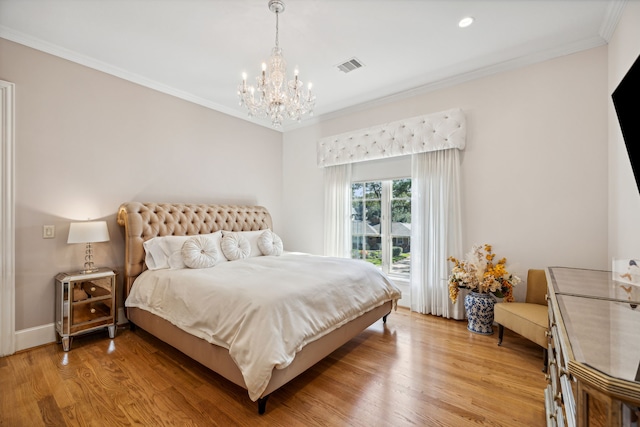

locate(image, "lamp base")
[[82, 243, 98, 274]]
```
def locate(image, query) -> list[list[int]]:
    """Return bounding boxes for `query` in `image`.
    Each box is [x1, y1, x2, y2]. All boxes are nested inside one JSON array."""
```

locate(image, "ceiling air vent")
[[337, 57, 364, 73]]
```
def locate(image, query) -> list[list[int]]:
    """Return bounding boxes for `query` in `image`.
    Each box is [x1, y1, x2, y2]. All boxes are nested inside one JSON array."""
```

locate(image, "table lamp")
[[67, 221, 110, 274]]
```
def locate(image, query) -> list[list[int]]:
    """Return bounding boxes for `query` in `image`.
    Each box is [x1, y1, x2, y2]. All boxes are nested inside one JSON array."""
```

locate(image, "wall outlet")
[[43, 225, 55, 239]]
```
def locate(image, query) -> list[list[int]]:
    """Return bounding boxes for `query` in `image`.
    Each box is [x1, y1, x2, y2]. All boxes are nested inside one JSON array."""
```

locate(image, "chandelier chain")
[[275, 11, 279, 48]]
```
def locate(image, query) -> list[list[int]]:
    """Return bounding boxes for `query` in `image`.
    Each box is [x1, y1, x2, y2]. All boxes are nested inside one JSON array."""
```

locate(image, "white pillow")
[[144, 235, 191, 270], [196, 231, 226, 263], [257, 230, 283, 256], [162, 235, 194, 269], [143, 231, 225, 270], [221, 233, 251, 261], [143, 237, 170, 270], [222, 230, 264, 257], [182, 236, 219, 269]]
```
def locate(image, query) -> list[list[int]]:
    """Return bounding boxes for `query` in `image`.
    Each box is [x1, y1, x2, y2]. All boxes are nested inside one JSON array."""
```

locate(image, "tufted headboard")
[[117, 202, 273, 296]]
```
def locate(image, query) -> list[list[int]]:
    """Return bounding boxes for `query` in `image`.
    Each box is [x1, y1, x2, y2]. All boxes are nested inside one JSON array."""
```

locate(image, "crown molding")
[[300, 35, 608, 132], [599, 0, 627, 42], [0, 24, 609, 134], [0, 26, 257, 125]]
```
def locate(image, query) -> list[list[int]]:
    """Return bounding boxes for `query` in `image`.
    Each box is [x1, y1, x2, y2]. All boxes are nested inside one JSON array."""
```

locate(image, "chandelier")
[[237, 0, 316, 128]]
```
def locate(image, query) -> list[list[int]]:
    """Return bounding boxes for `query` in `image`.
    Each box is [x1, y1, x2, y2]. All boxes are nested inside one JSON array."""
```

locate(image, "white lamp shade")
[[67, 221, 110, 244]]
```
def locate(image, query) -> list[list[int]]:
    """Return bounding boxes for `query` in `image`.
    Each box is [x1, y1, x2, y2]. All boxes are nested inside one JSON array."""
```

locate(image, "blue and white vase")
[[464, 291, 495, 335]]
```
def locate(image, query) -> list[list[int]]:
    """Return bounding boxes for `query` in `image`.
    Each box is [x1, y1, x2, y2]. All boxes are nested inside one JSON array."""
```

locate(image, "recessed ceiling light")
[[458, 16, 474, 28]]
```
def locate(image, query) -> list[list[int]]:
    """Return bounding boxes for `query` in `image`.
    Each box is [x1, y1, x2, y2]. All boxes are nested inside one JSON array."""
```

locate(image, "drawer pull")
[[90, 308, 96, 314], [91, 287, 96, 292], [559, 367, 569, 377], [545, 374, 551, 383], [554, 392, 562, 403]]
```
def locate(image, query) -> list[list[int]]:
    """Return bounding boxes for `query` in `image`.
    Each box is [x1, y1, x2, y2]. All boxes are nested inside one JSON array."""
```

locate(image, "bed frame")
[[117, 202, 393, 414]]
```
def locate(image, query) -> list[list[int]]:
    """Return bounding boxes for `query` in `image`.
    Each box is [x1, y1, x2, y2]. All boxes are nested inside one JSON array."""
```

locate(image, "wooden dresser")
[[545, 267, 640, 426]]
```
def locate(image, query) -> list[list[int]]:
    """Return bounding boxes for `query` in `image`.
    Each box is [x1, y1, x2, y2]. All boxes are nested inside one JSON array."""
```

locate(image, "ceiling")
[[0, 0, 622, 131]]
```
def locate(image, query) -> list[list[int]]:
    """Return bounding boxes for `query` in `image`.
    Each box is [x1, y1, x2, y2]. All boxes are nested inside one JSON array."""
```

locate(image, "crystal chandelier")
[[237, 0, 316, 128]]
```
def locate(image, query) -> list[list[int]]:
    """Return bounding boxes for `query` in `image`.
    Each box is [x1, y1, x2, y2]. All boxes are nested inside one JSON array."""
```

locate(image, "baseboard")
[[394, 281, 410, 308], [117, 307, 128, 325], [15, 308, 128, 353], [15, 323, 56, 352]]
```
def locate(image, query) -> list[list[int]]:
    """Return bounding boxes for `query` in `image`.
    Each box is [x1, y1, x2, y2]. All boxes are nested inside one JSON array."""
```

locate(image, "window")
[[351, 178, 411, 277]]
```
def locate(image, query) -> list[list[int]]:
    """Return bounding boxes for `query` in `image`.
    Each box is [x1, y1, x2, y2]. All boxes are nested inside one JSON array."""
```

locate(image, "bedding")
[[126, 252, 401, 401]]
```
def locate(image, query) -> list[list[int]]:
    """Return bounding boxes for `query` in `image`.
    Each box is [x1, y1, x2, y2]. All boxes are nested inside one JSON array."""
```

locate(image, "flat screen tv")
[[612, 53, 640, 195]]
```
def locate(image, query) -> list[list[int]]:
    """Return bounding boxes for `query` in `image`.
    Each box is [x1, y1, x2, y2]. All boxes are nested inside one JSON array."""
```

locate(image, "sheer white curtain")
[[323, 164, 352, 258], [410, 149, 464, 319]]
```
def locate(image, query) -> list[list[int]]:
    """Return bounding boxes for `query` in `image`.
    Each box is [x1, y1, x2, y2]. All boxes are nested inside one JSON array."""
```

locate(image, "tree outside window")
[[352, 178, 411, 277]]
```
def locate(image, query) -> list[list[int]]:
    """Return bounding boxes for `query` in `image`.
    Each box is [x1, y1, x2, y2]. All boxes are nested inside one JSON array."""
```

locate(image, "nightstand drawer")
[[81, 281, 111, 298], [71, 300, 112, 325]]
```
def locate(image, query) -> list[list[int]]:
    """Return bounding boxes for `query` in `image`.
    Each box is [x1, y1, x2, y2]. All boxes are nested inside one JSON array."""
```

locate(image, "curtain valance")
[[317, 108, 465, 168]]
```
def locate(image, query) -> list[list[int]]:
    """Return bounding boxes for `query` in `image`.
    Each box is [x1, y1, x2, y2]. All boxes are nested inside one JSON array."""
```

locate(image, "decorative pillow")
[[222, 230, 265, 257], [195, 231, 226, 263], [257, 230, 283, 256], [182, 236, 219, 269], [143, 232, 225, 270], [221, 233, 251, 261]]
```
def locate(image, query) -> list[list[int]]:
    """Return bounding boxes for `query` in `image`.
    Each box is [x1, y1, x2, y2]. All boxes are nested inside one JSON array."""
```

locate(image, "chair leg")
[[497, 324, 504, 346]]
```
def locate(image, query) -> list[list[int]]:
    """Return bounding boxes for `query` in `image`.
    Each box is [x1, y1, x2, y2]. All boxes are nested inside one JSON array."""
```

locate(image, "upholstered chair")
[[494, 269, 548, 371]]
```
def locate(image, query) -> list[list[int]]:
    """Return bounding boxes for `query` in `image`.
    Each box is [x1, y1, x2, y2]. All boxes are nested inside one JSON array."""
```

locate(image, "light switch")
[[43, 225, 55, 239]]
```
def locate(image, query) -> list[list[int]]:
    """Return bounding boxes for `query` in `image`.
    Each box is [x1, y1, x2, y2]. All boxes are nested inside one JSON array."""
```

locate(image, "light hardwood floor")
[[0, 308, 546, 426]]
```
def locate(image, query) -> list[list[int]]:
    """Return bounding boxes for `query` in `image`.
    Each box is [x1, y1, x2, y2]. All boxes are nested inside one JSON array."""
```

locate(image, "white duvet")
[[125, 252, 401, 401]]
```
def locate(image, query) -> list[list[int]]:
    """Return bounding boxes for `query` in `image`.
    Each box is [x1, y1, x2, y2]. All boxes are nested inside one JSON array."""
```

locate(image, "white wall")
[[283, 46, 609, 299], [608, 1, 640, 262], [1, 38, 282, 333]]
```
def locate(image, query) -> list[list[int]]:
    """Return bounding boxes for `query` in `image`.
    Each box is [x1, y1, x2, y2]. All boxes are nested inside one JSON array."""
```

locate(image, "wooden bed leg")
[[258, 395, 270, 415], [497, 324, 504, 346], [383, 313, 389, 323], [128, 322, 137, 332]]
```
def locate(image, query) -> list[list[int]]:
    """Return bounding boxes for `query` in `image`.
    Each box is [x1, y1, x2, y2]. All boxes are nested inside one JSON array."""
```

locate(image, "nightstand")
[[55, 268, 116, 351]]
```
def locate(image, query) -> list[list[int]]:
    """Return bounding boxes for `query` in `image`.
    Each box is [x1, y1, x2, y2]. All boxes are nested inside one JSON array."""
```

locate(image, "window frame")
[[351, 177, 410, 279]]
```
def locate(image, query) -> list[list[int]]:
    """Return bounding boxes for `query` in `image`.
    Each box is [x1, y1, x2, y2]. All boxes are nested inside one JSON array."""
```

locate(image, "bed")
[[117, 202, 401, 414]]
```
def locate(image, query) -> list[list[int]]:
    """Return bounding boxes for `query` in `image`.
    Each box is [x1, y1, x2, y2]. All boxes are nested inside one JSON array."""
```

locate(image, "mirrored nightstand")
[[54, 268, 116, 351]]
